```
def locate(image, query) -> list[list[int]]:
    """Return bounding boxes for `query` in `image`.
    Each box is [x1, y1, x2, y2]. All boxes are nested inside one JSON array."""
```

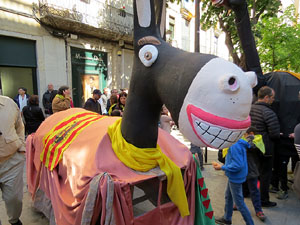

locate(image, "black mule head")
[[122, 0, 257, 149]]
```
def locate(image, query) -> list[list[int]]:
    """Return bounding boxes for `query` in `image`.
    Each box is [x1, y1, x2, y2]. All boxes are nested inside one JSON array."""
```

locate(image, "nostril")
[[228, 77, 236, 85]]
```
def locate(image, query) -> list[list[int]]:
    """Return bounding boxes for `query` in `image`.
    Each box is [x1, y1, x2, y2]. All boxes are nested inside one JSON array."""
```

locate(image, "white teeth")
[[210, 137, 224, 148], [199, 122, 209, 131], [202, 132, 216, 143], [227, 131, 242, 142], [207, 126, 221, 136], [191, 114, 246, 149], [218, 130, 232, 139]]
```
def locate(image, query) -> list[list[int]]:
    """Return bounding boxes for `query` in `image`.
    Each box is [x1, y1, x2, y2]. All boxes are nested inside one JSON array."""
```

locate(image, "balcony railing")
[[36, 0, 134, 41]]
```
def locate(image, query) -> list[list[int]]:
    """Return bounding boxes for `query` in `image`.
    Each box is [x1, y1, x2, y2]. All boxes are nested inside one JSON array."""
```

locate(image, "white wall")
[[166, 1, 229, 60]]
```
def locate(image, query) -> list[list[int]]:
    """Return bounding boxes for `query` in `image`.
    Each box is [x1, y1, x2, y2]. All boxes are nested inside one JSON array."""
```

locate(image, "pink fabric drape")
[[26, 108, 196, 225]]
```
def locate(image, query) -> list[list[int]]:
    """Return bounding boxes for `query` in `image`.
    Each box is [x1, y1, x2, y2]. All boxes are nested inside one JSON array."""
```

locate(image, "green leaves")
[[256, 5, 300, 72], [200, 0, 281, 69]]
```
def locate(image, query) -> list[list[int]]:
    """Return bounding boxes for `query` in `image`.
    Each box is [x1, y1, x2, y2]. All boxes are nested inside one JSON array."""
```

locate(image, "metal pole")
[[194, 0, 200, 52]]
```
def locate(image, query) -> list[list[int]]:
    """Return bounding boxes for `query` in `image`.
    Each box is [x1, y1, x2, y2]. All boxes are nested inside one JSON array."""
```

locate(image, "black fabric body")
[[232, 0, 265, 94], [265, 72, 300, 156], [265, 72, 300, 136]]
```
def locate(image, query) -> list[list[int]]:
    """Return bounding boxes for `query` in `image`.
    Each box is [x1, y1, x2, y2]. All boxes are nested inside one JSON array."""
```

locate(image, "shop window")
[[0, 67, 35, 99]]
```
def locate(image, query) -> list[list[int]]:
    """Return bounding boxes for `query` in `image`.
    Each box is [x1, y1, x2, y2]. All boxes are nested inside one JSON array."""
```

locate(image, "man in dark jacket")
[[42, 83, 57, 115], [83, 89, 102, 114], [250, 86, 280, 207]]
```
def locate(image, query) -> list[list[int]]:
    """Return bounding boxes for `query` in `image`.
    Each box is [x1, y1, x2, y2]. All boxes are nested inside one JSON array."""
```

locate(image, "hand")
[[212, 161, 222, 170], [289, 133, 295, 139], [63, 90, 71, 97]]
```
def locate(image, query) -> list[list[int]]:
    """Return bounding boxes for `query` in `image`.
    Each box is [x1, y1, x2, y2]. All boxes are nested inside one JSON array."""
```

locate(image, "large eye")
[[139, 45, 158, 67], [219, 75, 240, 92]]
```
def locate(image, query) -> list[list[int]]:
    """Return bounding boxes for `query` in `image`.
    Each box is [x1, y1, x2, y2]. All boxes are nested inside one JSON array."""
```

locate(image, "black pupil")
[[229, 77, 236, 85]]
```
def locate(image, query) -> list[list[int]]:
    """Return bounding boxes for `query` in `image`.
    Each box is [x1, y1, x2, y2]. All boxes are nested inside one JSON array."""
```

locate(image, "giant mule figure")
[[26, 0, 260, 224]]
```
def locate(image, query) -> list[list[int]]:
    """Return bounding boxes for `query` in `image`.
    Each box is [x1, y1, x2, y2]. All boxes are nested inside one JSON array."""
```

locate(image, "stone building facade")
[[0, 0, 229, 107]]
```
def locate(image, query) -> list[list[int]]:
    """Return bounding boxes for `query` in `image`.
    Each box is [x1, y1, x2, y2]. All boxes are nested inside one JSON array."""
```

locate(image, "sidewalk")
[[1, 129, 299, 225], [203, 150, 300, 225], [172, 128, 300, 225]]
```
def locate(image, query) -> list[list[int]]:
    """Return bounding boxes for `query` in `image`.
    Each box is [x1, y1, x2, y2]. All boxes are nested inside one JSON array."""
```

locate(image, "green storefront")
[[0, 36, 37, 98], [71, 47, 107, 107]]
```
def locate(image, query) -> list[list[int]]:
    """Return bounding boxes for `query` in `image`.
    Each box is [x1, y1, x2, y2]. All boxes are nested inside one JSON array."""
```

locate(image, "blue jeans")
[[247, 178, 262, 213], [224, 181, 254, 225]]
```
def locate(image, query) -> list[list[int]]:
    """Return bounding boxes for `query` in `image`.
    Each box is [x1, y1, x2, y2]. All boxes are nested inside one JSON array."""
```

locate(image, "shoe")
[[261, 201, 277, 207], [10, 220, 23, 225], [256, 211, 266, 222], [215, 217, 232, 225], [276, 190, 288, 199], [269, 186, 279, 193], [233, 204, 238, 211]]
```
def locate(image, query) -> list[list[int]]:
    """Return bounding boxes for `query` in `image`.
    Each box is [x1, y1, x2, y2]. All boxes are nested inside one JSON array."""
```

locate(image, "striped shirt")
[[295, 144, 300, 158]]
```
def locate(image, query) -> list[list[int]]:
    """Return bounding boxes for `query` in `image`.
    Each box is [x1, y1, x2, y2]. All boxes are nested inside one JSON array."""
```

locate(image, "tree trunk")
[[218, 17, 241, 66]]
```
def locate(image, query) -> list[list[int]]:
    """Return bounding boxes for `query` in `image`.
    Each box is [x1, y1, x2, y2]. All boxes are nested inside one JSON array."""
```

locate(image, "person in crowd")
[[106, 89, 119, 112], [0, 95, 25, 225], [83, 89, 102, 114], [244, 127, 266, 221], [14, 87, 30, 111], [115, 91, 127, 115], [52, 86, 71, 114], [111, 109, 121, 117], [99, 87, 110, 114], [213, 131, 255, 225], [295, 124, 300, 159], [120, 88, 128, 94], [250, 86, 280, 207], [42, 83, 57, 116], [22, 95, 45, 135], [293, 123, 300, 199], [108, 94, 118, 116], [271, 126, 299, 200], [190, 144, 204, 171], [160, 105, 174, 133]]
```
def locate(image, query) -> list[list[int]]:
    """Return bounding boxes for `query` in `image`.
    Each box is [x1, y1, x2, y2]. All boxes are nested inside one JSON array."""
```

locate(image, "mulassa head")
[[121, 0, 257, 149]]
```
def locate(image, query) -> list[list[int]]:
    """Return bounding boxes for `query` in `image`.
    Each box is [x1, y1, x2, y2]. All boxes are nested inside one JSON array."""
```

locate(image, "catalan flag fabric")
[[40, 111, 106, 170]]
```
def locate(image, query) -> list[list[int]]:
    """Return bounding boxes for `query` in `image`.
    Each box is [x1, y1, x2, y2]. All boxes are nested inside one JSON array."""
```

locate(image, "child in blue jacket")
[[213, 132, 254, 225]]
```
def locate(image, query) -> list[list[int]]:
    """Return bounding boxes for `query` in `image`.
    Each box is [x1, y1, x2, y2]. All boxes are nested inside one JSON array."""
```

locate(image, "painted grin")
[[187, 104, 251, 149]]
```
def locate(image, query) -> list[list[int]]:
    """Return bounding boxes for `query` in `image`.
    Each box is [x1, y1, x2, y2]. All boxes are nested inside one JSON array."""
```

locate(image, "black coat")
[[22, 105, 45, 134], [249, 102, 280, 156], [83, 98, 102, 114], [42, 90, 57, 114], [247, 144, 261, 179]]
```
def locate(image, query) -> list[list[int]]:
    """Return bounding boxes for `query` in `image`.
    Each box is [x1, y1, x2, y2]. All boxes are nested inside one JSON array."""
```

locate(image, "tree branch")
[[218, 16, 241, 65]]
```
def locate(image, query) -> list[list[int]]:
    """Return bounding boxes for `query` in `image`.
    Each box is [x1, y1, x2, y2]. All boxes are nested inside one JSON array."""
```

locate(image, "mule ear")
[[154, 0, 166, 39], [133, 0, 165, 44]]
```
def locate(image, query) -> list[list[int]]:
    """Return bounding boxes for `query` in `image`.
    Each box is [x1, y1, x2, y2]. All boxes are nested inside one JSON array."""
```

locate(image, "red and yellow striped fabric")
[[40, 111, 106, 170]]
